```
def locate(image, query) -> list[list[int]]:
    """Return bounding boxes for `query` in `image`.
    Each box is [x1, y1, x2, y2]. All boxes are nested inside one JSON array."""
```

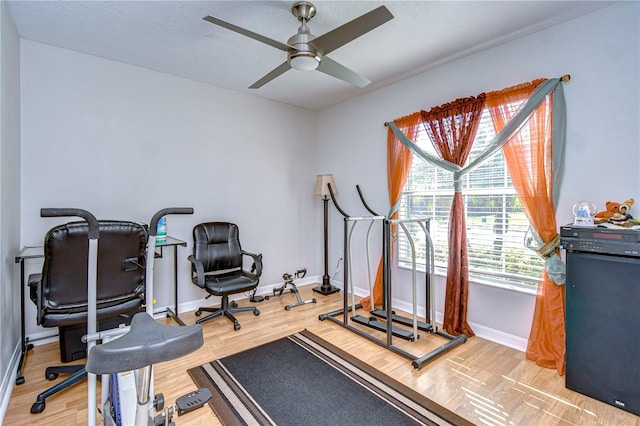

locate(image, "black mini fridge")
[[562, 225, 640, 416]]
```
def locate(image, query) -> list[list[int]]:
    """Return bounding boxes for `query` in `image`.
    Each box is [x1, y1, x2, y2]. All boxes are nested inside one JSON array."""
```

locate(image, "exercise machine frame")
[[319, 184, 467, 370]]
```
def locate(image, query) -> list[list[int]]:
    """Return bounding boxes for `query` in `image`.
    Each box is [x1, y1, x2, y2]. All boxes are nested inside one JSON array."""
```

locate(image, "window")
[[398, 108, 544, 288]]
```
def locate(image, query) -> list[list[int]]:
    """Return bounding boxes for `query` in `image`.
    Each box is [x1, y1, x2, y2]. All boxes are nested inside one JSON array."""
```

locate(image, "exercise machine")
[[271, 268, 317, 310], [319, 184, 467, 370], [41, 207, 210, 425]]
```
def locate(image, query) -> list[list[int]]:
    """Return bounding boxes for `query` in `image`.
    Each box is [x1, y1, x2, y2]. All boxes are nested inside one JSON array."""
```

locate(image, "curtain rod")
[[383, 74, 571, 127]]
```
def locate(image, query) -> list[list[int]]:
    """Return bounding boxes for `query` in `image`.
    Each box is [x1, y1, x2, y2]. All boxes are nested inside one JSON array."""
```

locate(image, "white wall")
[[0, 1, 22, 419], [9, 0, 640, 361], [19, 41, 320, 337], [317, 2, 640, 349]]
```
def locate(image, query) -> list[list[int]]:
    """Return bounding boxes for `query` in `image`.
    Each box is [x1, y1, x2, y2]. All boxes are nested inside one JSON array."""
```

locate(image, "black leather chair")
[[29, 220, 147, 414], [188, 222, 262, 330]]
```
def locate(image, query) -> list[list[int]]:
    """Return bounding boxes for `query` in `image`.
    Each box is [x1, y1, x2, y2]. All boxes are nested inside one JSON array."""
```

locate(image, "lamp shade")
[[314, 174, 337, 197]]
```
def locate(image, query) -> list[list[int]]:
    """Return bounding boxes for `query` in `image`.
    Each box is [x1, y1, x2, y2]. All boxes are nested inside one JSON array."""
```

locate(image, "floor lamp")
[[313, 174, 340, 295]]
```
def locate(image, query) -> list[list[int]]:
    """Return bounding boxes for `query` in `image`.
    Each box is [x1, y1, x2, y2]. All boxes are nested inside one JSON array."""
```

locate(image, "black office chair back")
[[193, 222, 243, 273], [38, 220, 147, 326]]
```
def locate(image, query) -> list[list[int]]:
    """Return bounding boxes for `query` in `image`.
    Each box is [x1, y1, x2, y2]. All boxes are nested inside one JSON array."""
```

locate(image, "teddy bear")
[[595, 198, 635, 223], [611, 198, 634, 223], [595, 201, 620, 219]]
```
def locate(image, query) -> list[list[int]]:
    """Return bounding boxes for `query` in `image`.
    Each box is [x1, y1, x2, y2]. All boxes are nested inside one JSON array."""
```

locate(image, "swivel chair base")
[[195, 295, 259, 330], [31, 365, 86, 414]]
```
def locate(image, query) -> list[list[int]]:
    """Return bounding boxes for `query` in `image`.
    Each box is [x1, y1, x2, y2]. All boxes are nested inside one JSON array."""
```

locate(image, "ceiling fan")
[[203, 2, 393, 89]]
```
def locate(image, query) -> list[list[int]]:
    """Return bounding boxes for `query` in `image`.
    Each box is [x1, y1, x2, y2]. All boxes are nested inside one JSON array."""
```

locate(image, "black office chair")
[[188, 222, 262, 330], [29, 220, 147, 414]]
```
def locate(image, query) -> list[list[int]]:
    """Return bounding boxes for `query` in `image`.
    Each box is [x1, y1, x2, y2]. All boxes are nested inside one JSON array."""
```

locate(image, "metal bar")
[[411, 334, 468, 370], [346, 215, 385, 221], [351, 315, 415, 341], [173, 244, 179, 320], [327, 182, 349, 218], [384, 219, 393, 347], [386, 217, 430, 224], [365, 220, 375, 312], [322, 315, 418, 361], [343, 218, 349, 324], [86, 237, 98, 426], [348, 220, 358, 317], [397, 222, 418, 338], [369, 309, 434, 332], [164, 307, 186, 327], [318, 303, 362, 321], [15, 259, 32, 385], [356, 184, 380, 216]]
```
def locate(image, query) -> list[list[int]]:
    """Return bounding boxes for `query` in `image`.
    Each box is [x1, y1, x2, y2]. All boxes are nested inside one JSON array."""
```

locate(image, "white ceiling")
[[7, 0, 614, 111]]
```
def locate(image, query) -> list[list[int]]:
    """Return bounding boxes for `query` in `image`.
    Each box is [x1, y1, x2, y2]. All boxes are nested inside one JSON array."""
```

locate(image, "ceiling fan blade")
[[311, 6, 393, 55], [316, 56, 370, 88], [249, 62, 292, 89], [203, 15, 292, 52]]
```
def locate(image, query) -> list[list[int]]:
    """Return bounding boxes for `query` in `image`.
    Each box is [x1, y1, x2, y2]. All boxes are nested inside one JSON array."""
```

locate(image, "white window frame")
[[397, 108, 544, 290]]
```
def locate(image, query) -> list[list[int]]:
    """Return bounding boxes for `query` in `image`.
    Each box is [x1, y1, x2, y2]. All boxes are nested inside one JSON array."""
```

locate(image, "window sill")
[[397, 263, 539, 297]]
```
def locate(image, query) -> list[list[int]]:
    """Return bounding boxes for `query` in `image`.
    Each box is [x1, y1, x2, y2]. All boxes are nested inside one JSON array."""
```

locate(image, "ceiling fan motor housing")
[[288, 2, 321, 70]]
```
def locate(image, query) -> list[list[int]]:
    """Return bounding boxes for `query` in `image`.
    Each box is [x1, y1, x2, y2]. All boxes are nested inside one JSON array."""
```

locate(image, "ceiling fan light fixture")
[[204, 3, 393, 88], [289, 51, 320, 71]]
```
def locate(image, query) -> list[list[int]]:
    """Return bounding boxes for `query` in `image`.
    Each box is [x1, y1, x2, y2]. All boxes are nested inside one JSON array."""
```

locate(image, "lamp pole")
[[313, 176, 340, 295]]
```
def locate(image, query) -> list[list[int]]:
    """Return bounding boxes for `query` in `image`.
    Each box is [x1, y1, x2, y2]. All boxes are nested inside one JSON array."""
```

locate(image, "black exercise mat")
[[188, 330, 473, 425]]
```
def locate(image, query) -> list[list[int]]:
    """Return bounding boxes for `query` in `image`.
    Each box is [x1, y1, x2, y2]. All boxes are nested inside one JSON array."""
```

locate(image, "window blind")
[[398, 108, 544, 287]]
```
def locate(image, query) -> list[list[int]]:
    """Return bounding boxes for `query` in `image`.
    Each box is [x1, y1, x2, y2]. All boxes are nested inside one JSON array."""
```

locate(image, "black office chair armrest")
[[188, 255, 206, 288], [242, 251, 263, 277]]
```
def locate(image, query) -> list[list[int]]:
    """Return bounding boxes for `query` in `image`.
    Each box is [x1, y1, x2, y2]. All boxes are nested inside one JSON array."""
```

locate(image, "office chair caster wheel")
[[195, 310, 202, 316], [253, 309, 260, 316], [46, 372, 59, 381], [31, 400, 45, 414], [234, 322, 241, 331], [230, 301, 238, 308], [285, 305, 291, 311], [312, 298, 317, 303], [16, 376, 25, 385]]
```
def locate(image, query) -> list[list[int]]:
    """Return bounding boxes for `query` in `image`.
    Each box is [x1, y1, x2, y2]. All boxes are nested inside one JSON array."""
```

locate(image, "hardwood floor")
[[5, 285, 639, 425]]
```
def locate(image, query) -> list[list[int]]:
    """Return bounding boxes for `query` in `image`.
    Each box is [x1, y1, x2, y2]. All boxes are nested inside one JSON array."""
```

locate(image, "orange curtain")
[[361, 113, 420, 311], [420, 95, 486, 337], [486, 79, 566, 374]]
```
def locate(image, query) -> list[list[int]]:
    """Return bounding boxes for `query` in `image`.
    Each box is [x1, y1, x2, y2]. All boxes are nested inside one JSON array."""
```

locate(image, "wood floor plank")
[[5, 285, 639, 425]]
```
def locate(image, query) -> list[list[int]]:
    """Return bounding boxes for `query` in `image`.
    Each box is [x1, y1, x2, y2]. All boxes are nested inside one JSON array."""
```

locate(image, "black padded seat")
[[201, 271, 259, 295]]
